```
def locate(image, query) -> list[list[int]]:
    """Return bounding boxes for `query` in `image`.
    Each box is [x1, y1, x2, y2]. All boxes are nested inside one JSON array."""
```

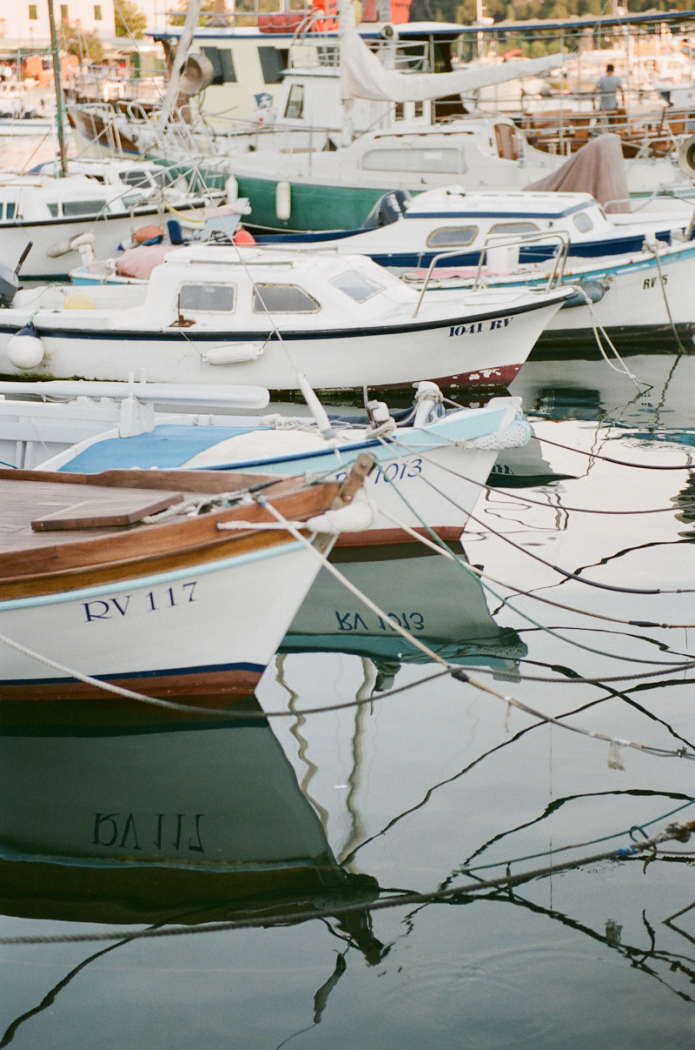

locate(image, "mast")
[[46, 0, 68, 177], [159, 0, 203, 128]]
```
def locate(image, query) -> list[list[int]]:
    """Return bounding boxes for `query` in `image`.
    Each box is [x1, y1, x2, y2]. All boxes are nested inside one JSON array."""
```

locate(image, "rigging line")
[[378, 433, 684, 596], [534, 433, 695, 470], [370, 452, 694, 663], [259, 500, 695, 760], [342, 677, 695, 867], [0, 625, 449, 718], [373, 500, 695, 630], [1, 822, 691, 947], [647, 241, 686, 353], [402, 431, 685, 515]]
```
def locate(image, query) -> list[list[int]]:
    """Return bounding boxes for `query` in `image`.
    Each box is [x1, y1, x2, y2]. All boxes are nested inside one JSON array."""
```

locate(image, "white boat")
[[0, 245, 573, 390], [251, 186, 692, 268], [0, 170, 224, 279], [283, 540, 527, 681], [0, 458, 370, 700], [0, 378, 529, 544], [0, 698, 379, 930]]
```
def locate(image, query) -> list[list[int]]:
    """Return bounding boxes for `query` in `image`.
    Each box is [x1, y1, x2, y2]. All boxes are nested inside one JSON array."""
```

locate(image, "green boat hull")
[[234, 174, 387, 233]]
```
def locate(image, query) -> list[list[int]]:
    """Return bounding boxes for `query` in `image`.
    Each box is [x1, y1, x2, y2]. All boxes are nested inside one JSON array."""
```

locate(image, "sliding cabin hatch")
[[31, 492, 185, 532]]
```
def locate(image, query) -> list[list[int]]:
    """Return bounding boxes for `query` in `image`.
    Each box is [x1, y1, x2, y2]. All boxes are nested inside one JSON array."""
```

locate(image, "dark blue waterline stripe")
[[0, 660, 265, 688]]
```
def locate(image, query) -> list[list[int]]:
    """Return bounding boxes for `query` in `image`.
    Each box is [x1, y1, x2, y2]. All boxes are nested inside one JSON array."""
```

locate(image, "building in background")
[[0, 0, 117, 50]]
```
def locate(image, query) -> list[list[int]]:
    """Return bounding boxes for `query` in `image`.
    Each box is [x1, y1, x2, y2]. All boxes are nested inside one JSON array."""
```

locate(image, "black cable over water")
[[0, 822, 691, 947], [535, 434, 695, 470]]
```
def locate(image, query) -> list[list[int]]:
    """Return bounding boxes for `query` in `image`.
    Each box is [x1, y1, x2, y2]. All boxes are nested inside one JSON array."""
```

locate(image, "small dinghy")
[[0, 455, 372, 701]]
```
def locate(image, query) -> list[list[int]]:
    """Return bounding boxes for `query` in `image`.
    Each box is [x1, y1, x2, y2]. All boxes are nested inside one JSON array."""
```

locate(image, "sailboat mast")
[[159, 0, 203, 128], [47, 0, 69, 177]]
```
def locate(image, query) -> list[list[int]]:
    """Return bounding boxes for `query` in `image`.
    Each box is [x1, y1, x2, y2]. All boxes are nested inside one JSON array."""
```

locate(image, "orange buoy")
[[233, 228, 257, 245], [134, 225, 164, 244]]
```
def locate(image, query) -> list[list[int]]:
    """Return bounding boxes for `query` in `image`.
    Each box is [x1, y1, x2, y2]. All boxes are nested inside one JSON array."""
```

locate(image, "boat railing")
[[412, 231, 570, 318]]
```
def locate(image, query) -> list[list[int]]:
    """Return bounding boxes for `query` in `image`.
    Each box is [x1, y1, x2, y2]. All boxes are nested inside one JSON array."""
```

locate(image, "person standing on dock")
[[595, 63, 624, 118]]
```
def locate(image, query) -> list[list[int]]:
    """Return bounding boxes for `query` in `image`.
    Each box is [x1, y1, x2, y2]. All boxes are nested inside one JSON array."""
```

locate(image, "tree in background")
[[59, 19, 104, 62], [410, 0, 694, 25], [115, 0, 148, 38]]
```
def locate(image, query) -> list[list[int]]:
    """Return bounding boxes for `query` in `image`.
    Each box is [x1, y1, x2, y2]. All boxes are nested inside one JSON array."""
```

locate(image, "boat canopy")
[[339, 28, 569, 103], [523, 134, 630, 214]]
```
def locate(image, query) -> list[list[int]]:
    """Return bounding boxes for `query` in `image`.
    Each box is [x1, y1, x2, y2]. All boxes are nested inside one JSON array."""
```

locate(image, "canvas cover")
[[340, 28, 569, 103], [523, 133, 630, 213]]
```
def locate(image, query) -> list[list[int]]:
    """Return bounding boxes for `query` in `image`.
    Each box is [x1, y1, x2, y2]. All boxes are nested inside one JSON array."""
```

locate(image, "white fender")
[[7, 323, 45, 369], [203, 343, 264, 365], [276, 181, 291, 222]]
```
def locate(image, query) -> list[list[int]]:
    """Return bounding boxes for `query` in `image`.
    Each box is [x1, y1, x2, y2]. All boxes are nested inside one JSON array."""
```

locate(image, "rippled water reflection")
[[1, 135, 695, 1047]]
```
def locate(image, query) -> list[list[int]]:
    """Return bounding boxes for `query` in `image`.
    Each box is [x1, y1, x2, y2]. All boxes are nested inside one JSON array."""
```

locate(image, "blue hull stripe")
[[0, 660, 265, 688]]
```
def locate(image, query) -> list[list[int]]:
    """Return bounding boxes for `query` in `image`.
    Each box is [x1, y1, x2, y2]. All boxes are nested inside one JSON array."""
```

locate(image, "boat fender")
[[118, 236, 138, 251], [413, 381, 444, 427], [203, 343, 264, 365], [276, 181, 291, 222], [225, 175, 238, 204], [46, 238, 75, 259], [560, 280, 607, 309], [167, 219, 185, 245], [7, 321, 45, 369], [134, 225, 164, 245], [678, 134, 695, 178], [305, 487, 376, 535], [64, 291, 96, 310]]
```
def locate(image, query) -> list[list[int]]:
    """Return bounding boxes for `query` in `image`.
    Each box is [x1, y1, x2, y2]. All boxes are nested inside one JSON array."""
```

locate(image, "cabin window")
[[0, 204, 3, 220], [253, 283, 320, 313], [47, 203, 59, 217], [121, 170, 151, 187], [258, 46, 288, 84], [362, 147, 465, 174], [489, 221, 539, 236], [63, 200, 108, 217], [330, 269, 383, 303], [414, 101, 424, 117], [200, 47, 236, 84], [426, 226, 478, 248], [573, 210, 594, 233], [6, 202, 15, 219], [179, 283, 235, 312], [395, 102, 405, 120], [284, 85, 304, 120]]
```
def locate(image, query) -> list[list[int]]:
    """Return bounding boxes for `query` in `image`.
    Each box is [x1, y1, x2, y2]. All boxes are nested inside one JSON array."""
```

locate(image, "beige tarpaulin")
[[340, 28, 570, 103], [523, 133, 630, 213]]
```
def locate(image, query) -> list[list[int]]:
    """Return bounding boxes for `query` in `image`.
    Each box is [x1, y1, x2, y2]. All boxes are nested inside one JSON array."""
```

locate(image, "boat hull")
[[0, 535, 329, 701], [0, 298, 564, 391]]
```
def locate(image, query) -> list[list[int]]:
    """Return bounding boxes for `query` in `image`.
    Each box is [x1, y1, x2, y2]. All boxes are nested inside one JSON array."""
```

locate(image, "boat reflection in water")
[[283, 542, 527, 687], [0, 699, 383, 959]]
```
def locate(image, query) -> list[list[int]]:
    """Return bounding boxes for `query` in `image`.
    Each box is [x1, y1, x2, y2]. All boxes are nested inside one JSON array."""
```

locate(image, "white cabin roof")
[[405, 187, 599, 220]]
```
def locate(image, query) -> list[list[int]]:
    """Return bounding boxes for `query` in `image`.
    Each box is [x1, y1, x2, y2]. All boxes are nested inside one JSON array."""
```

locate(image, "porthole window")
[[573, 210, 594, 233], [330, 269, 383, 302], [253, 283, 320, 312], [179, 283, 236, 312], [426, 226, 478, 248], [489, 221, 539, 235]]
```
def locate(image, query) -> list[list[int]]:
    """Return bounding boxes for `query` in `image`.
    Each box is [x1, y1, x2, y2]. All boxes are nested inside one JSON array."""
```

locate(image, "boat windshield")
[[180, 283, 236, 312], [330, 269, 383, 303], [253, 284, 320, 313]]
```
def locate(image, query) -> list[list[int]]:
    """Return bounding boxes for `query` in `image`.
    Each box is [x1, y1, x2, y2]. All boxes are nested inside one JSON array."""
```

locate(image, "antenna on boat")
[[46, 0, 68, 178]]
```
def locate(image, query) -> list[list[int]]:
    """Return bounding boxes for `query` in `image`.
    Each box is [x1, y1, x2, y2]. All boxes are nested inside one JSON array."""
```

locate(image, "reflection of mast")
[[338, 658, 373, 866], [275, 654, 330, 834]]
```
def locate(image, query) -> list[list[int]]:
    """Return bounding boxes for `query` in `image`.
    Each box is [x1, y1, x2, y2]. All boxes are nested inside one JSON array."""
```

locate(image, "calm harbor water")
[[2, 137, 695, 1048]]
